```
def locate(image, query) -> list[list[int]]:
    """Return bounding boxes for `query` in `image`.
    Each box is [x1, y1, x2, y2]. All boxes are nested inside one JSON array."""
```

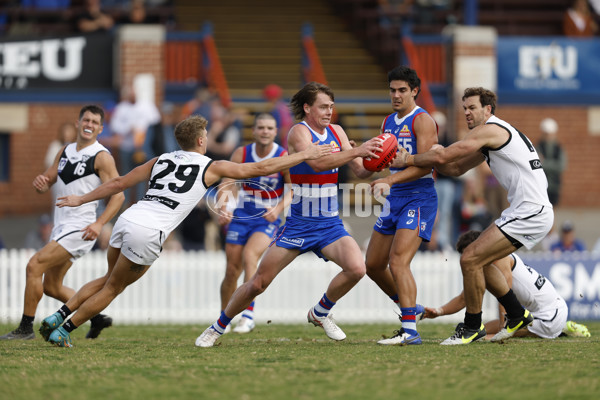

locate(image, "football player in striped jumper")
[[367, 66, 439, 345], [0, 105, 123, 341], [196, 82, 384, 347], [39, 115, 332, 347], [399, 87, 554, 344], [217, 113, 292, 334]]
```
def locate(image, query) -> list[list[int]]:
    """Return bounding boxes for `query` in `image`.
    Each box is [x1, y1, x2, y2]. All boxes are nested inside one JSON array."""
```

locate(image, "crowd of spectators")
[[0, 0, 175, 37]]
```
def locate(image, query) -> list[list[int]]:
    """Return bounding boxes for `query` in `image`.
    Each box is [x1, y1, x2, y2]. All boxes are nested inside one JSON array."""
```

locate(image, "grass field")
[[1, 321, 599, 400]]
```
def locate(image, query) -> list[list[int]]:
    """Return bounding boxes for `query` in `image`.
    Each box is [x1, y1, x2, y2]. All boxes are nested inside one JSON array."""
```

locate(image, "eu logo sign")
[[516, 45, 580, 90]]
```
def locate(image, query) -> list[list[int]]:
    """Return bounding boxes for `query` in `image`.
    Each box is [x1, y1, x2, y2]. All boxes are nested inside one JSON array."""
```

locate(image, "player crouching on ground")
[[423, 230, 591, 340]]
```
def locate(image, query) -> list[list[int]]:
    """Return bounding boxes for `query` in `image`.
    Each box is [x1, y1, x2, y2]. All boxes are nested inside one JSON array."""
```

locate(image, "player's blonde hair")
[[175, 115, 208, 150]]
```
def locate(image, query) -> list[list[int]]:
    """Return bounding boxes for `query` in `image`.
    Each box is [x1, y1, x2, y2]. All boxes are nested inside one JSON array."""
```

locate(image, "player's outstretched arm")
[[204, 140, 333, 187], [56, 157, 158, 208], [78, 151, 126, 241], [215, 147, 243, 225], [423, 292, 466, 320]]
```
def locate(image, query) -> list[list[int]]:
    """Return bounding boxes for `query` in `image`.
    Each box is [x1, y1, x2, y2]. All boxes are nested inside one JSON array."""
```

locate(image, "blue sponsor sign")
[[520, 253, 600, 321], [497, 37, 600, 104]]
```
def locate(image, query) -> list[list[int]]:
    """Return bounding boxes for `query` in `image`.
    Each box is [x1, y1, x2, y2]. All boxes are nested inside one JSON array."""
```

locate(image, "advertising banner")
[[497, 37, 600, 103], [0, 33, 113, 91], [520, 253, 600, 321]]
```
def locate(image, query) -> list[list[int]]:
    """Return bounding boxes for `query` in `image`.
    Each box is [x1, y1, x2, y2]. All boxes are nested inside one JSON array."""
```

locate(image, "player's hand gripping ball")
[[362, 133, 398, 172]]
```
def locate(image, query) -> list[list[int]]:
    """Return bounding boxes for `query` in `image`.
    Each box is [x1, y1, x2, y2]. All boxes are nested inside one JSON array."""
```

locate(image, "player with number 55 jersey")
[[39, 115, 333, 348]]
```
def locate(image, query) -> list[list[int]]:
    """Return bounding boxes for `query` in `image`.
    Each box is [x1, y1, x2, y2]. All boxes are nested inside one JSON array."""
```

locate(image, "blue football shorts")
[[272, 216, 350, 261], [374, 193, 438, 242]]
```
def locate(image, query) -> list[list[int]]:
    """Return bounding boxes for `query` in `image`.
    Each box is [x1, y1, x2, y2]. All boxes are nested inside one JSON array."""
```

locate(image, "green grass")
[[1, 322, 599, 400]]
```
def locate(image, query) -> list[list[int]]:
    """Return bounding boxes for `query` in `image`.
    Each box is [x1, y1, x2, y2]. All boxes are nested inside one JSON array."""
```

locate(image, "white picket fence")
[[0, 249, 498, 325]]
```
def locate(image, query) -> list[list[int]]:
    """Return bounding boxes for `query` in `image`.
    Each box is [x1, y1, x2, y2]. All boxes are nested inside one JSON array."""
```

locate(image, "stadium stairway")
[[173, 0, 391, 145]]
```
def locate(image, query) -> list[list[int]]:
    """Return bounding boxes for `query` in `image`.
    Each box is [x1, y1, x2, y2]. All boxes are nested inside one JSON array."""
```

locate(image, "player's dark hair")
[[388, 66, 421, 99], [455, 230, 482, 254], [175, 115, 208, 151], [254, 112, 277, 127], [289, 82, 334, 121], [463, 87, 497, 114], [79, 105, 105, 124]]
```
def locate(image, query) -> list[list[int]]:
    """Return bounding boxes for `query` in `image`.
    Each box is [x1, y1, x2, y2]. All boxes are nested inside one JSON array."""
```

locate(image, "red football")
[[362, 133, 398, 172]]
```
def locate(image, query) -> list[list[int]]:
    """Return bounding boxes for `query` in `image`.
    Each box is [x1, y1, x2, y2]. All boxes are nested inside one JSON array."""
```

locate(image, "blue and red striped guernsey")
[[239, 142, 286, 207], [289, 122, 341, 219]]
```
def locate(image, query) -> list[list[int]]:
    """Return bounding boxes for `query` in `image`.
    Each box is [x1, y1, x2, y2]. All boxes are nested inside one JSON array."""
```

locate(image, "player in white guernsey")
[[0, 105, 124, 342], [38, 115, 333, 347], [423, 231, 590, 339], [400, 87, 554, 345]]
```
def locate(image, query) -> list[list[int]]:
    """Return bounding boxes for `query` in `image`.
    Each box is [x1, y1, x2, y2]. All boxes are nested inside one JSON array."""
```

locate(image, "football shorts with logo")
[[374, 192, 437, 241], [273, 216, 350, 261], [226, 207, 281, 245]]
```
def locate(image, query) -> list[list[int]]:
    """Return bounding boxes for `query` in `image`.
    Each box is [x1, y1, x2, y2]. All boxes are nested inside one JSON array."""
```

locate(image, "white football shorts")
[[528, 299, 568, 339], [109, 217, 166, 265], [51, 224, 96, 261], [495, 202, 554, 250]]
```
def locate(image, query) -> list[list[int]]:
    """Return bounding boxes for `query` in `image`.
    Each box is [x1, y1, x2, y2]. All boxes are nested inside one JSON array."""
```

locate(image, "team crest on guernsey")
[[58, 157, 68, 173], [397, 125, 411, 137], [330, 140, 341, 153]]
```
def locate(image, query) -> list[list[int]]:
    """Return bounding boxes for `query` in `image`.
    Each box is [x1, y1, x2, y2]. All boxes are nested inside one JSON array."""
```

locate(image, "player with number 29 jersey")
[[119, 150, 213, 235]]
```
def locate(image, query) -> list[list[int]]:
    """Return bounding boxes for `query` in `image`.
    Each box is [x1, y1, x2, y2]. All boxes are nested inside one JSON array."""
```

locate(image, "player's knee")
[[347, 263, 366, 282], [224, 264, 242, 281], [460, 251, 480, 273], [42, 283, 61, 298], [248, 275, 270, 296], [25, 258, 43, 280], [365, 258, 384, 274]]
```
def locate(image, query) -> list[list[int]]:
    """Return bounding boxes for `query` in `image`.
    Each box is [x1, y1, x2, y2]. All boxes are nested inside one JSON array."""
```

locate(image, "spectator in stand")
[[204, 104, 243, 161], [563, 0, 598, 37], [550, 221, 586, 252], [181, 87, 216, 121], [124, 0, 148, 24], [110, 84, 160, 205], [536, 118, 567, 207], [24, 214, 53, 251], [145, 102, 179, 159], [45, 122, 77, 169], [77, 0, 115, 33], [263, 84, 293, 149]]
